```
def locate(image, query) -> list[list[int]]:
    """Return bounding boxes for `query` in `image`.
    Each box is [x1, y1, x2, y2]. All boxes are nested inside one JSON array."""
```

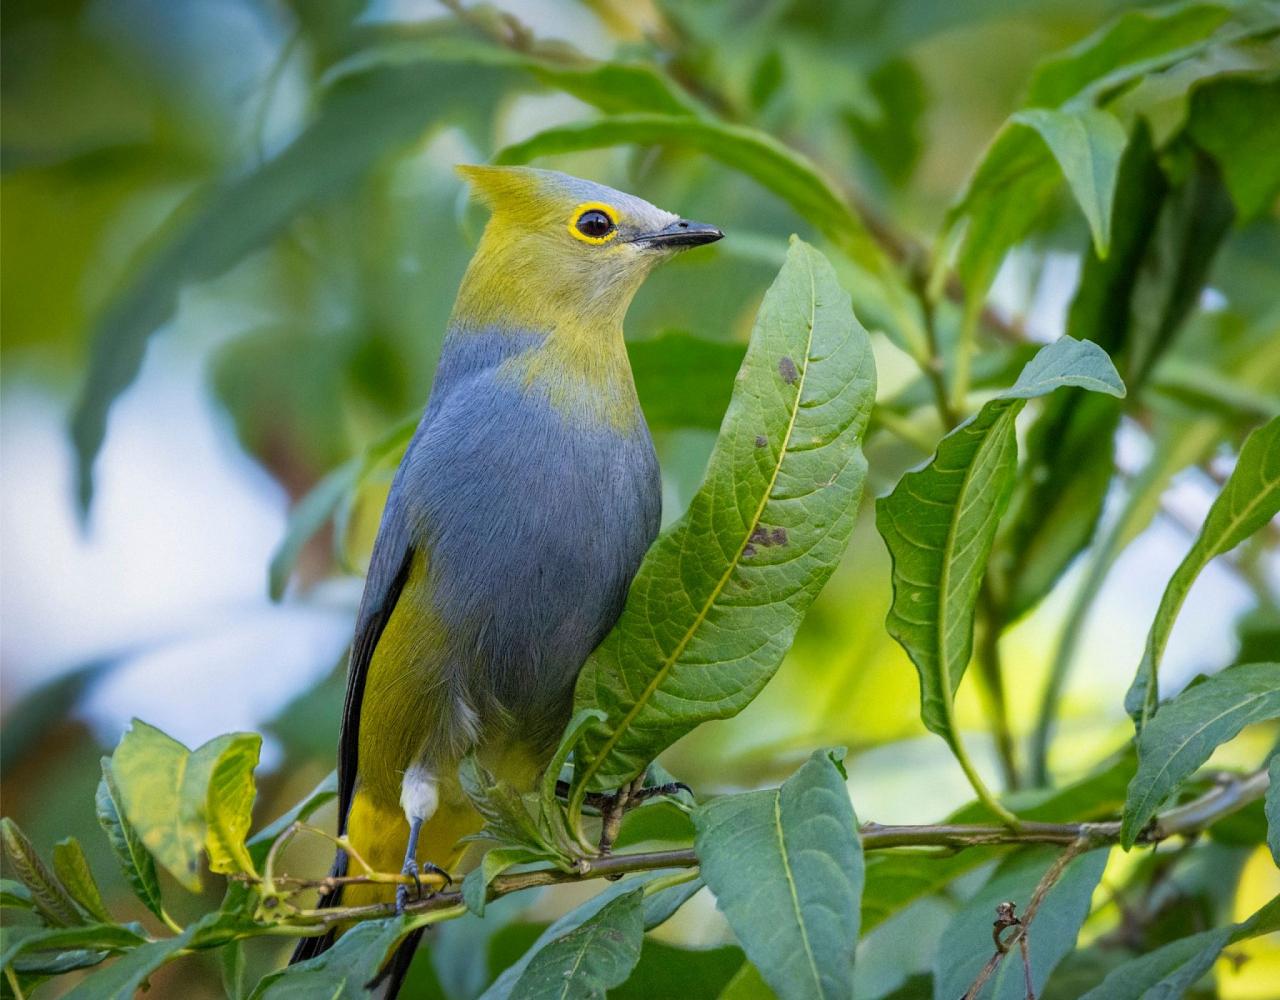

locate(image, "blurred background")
[[2, 0, 1277, 997]]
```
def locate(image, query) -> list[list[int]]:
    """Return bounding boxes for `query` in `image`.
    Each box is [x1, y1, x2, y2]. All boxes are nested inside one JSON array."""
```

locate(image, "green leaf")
[[246, 771, 339, 865], [1267, 754, 1280, 867], [327, 33, 702, 118], [461, 847, 543, 917], [59, 935, 188, 1000], [1121, 662, 1280, 847], [509, 888, 645, 1000], [877, 338, 1124, 754], [481, 873, 698, 1000], [862, 850, 995, 935], [250, 915, 422, 999], [68, 54, 518, 512], [0, 880, 34, 913], [933, 847, 1110, 1000], [1026, 2, 1235, 107], [1126, 416, 1280, 724], [949, 108, 1126, 297], [96, 762, 165, 921], [1, 923, 146, 971], [109, 721, 262, 892], [1188, 76, 1280, 221], [694, 750, 863, 1000], [457, 757, 558, 865], [572, 239, 876, 792], [0, 818, 83, 927], [627, 332, 746, 432], [204, 733, 262, 877], [52, 838, 111, 924], [1011, 108, 1128, 257], [1078, 895, 1280, 999], [220, 939, 247, 1000]]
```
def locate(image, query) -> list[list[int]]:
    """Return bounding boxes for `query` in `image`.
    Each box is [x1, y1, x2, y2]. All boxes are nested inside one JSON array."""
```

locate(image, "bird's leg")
[[396, 769, 452, 914], [395, 817, 424, 915], [393, 817, 453, 914]]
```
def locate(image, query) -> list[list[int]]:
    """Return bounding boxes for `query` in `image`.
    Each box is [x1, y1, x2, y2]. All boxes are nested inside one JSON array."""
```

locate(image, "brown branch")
[[257, 767, 1266, 938]]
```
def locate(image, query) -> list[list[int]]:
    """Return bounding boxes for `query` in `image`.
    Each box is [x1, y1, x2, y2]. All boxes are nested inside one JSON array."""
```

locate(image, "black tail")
[[366, 926, 426, 998], [289, 848, 347, 964]]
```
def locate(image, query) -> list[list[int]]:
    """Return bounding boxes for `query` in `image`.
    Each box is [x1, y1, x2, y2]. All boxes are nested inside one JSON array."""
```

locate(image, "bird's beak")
[[632, 219, 724, 250]]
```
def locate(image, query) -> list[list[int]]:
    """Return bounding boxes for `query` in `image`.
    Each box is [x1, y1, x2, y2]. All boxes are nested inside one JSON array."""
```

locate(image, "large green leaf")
[[877, 337, 1124, 754], [1026, 2, 1235, 107], [1078, 896, 1279, 999], [95, 762, 165, 921], [571, 239, 875, 792], [51, 838, 111, 924], [0, 818, 83, 928], [694, 750, 863, 1000], [109, 721, 261, 892], [1126, 416, 1280, 724], [933, 847, 1109, 1000], [510, 889, 645, 1000], [480, 872, 702, 1000], [1121, 662, 1280, 847], [1, 924, 146, 972], [948, 107, 1127, 298]]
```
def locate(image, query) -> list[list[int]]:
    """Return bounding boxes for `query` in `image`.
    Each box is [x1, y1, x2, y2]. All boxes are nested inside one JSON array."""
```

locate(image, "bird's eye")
[[575, 210, 615, 240]]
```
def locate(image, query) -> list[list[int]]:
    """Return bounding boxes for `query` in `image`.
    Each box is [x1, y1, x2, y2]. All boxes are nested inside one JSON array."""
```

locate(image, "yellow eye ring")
[[568, 202, 619, 244]]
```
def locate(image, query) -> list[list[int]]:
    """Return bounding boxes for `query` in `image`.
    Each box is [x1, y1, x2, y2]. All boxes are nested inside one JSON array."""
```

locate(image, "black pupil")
[[577, 210, 613, 238]]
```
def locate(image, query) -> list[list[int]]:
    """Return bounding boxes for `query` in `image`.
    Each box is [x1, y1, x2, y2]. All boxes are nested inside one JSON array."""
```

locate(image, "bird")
[[289, 164, 722, 994]]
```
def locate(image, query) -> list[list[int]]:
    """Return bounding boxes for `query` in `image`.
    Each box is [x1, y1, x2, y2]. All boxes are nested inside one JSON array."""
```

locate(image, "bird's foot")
[[394, 859, 421, 915], [393, 860, 452, 914], [554, 779, 693, 810]]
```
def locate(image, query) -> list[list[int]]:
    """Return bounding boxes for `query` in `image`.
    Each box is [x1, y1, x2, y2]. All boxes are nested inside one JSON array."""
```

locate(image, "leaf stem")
[[948, 732, 1023, 829], [976, 585, 1021, 791]]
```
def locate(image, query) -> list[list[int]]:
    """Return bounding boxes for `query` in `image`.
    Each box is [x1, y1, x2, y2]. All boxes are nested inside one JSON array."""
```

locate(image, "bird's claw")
[[395, 859, 422, 914], [395, 859, 454, 913]]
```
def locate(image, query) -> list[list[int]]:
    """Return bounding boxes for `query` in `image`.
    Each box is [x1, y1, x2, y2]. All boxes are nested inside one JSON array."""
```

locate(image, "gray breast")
[[396, 331, 661, 749]]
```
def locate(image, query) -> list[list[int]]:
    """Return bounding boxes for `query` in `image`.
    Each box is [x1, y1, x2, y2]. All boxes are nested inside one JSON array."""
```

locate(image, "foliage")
[[3, 0, 1280, 998]]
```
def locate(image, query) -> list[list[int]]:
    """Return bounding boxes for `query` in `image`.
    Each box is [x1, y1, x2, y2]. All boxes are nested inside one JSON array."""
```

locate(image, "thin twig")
[[961, 838, 1093, 1000]]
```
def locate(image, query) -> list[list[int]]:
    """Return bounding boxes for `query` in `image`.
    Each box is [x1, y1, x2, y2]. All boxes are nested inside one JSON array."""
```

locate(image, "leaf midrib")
[[577, 252, 820, 789], [933, 404, 1019, 731], [773, 788, 824, 998]]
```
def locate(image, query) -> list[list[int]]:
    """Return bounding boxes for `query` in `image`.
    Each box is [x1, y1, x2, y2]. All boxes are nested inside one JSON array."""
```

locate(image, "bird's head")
[[452, 165, 723, 334]]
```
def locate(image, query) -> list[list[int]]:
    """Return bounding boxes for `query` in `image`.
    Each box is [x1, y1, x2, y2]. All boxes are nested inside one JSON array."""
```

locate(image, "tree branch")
[[261, 767, 1267, 936]]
